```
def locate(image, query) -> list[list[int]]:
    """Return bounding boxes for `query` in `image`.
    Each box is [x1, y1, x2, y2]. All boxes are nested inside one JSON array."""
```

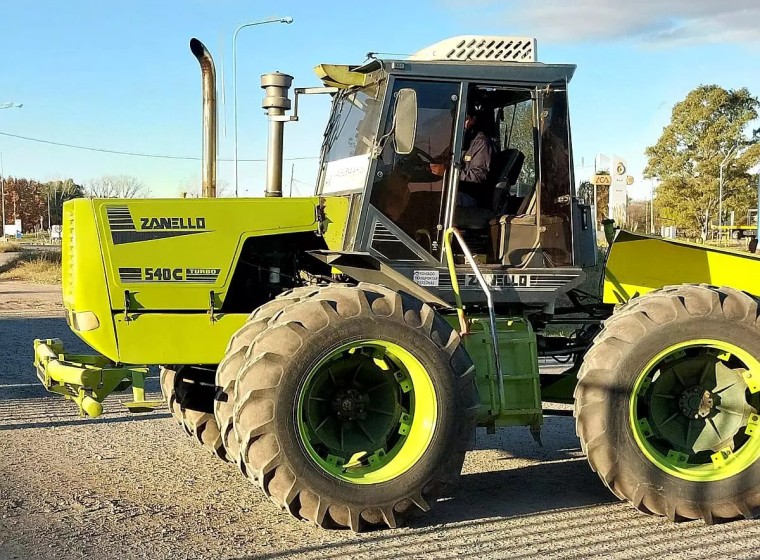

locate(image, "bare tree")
[[87, 175, 150, 198], [177, 177, 231, 198]]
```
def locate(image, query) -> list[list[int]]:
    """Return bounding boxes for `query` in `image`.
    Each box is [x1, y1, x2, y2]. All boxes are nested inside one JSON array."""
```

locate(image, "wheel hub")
[[332, 388, 365, 421], [635, 345, 759, 467], [679, 387, 714, 419], [300, 345, 406, 465], [297, 339, 438, 485]]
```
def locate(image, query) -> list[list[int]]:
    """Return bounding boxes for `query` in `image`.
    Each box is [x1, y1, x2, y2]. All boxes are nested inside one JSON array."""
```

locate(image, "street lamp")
[[1, 103, 22, 236], [752, 129, 760, 253], [0, 153, 6, 238], [47, 182, 57, 233], [233, 16, 293, 197], [718, 142, 739, 235]]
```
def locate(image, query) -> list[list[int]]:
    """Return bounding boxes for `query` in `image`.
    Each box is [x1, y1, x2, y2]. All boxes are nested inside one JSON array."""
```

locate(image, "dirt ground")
[[1, 279, 760, 560]]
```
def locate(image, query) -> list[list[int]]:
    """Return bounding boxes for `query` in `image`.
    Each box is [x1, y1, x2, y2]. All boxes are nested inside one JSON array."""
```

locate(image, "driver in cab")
[[430, 108, 496, 209]]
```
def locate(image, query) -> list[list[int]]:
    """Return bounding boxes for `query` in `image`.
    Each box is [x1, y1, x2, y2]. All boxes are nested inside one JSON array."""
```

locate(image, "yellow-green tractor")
[[34, 36, 760, 530]]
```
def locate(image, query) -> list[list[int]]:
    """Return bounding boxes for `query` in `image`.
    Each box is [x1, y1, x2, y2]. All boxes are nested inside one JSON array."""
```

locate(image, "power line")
[[0, 131, 318, 162]]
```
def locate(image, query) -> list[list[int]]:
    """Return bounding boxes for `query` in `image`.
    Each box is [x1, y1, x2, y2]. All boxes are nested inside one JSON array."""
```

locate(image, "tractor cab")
[[314, 37, 597, 306]]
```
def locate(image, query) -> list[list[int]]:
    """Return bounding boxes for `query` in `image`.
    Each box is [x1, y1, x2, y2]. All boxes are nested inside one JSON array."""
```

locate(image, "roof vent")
[[410, 36, 537, 63]]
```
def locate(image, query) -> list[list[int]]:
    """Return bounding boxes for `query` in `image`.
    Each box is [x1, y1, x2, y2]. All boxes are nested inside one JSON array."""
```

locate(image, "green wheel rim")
[[296, 340, 437, 484], [630, 339, 760, 482]]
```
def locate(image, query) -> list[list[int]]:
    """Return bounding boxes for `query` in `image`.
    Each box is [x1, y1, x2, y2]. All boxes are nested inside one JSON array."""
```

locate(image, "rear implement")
[[604, 230, 760, 304]]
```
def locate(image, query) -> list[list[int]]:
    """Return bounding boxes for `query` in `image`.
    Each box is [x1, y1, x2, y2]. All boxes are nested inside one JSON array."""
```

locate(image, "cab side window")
[[370, 80, 459, 258], [538, 89, 573, 267]]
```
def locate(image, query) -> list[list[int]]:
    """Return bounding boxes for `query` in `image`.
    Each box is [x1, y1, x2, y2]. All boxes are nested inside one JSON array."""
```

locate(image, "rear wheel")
[[160, 365, 226, 461], [233, 284, 478, 530], [576, 285, 760, 523]]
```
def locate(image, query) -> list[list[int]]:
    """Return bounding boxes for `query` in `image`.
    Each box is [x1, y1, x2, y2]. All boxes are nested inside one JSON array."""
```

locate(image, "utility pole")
[[753, 129, 760, 252], [1, 103, 23, 237], [719, 142, 739, 236], [0, 153, 5, 238], [650, 179, 655, 234], [289, 163, 295, 197], [645, 198, 649, 234]]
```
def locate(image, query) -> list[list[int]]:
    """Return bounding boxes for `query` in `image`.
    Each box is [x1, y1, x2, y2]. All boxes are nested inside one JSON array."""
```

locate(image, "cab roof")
[[314, 35, 575, 89]]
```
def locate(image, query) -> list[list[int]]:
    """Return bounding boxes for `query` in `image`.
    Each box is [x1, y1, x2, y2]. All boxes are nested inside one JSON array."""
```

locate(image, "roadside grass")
[[0, 241, 23, 253], [0, 251, 61, 284]]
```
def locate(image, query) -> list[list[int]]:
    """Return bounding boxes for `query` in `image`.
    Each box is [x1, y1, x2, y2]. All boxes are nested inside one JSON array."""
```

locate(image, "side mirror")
[[393, 88, 417, 155]]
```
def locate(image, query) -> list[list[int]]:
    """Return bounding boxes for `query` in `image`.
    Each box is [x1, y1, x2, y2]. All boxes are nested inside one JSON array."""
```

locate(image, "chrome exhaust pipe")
[[261, 72, 293, 197], [190, 38, 217, 198]]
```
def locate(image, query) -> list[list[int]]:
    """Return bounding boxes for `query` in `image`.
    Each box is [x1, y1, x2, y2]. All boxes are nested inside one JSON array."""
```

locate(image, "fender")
[[308, 250, 451, 309]]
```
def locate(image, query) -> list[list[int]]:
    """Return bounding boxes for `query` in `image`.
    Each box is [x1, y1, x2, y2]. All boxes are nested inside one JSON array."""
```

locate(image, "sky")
[[1, 0, 759, 200]]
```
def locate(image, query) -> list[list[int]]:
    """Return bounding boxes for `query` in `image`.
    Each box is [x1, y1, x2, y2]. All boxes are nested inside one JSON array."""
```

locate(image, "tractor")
[[34, 35, 760, 531]]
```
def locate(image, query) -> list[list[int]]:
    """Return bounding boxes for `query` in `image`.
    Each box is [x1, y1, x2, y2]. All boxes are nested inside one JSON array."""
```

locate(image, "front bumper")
[[33, 338, 162, 417]]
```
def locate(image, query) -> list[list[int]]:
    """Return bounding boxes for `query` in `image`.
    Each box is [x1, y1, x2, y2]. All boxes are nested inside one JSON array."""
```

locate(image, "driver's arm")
[[429, 146, 452, 177], [429, 162, 447, 177], [460, 135, 495, 184]]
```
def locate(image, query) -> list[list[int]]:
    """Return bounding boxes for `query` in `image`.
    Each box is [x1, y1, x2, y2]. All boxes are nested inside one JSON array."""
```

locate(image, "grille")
[[62, 205, 77, 308], [410, 36, 537, 63]]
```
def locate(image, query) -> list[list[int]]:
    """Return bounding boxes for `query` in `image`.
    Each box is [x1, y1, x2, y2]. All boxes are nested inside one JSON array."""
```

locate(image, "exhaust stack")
[[190, 38, 217, 198], [261, 72, 293, 197]]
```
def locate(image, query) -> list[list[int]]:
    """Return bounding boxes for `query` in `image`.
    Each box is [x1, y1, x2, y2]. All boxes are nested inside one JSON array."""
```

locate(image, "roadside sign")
[[592, 174, 611, 186]]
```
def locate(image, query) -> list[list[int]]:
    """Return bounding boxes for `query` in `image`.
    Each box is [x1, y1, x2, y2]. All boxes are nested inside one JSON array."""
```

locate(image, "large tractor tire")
[[160, 365, 226, 461], [214, 286, 322, 465], [576, 285, 760, 523], [233, 284, 478, 530]]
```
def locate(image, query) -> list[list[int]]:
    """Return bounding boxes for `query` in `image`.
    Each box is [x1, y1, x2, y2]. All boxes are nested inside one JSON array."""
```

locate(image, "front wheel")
[[160, 365, 226, 461], [232, 284, 478, 530], [576, 285, 760, 523], [214, 286, 322, 466]]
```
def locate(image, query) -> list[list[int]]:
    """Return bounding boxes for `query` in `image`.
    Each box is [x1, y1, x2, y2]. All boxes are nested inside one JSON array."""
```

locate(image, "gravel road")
[[1, 280, 759, 560]]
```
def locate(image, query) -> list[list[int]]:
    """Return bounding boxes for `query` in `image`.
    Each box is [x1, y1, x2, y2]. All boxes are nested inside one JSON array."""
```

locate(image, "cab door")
[[536, 83, 574, 267], [363, 79, 463, 262]]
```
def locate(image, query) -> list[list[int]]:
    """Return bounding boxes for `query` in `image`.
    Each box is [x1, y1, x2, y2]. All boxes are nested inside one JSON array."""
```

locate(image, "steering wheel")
[[409, 146, 435, 164], [394, 146, 441, 183]]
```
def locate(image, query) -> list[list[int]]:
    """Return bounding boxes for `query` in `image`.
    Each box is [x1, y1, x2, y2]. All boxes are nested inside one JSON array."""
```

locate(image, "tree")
[[177, 177, 232, 198], [86, 175, 150, 198], [500, 100, 536, 187], [577, 180, 593, 205], [625, 199, 650, 232], [44, 179, 85, 226], [1, 177, 85, 233], [2, 177, 46, 232], [645, 85, 760, 239]]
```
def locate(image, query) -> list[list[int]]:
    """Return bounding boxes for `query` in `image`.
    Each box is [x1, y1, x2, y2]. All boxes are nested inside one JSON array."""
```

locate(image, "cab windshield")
[[317, 82, 384, 194]]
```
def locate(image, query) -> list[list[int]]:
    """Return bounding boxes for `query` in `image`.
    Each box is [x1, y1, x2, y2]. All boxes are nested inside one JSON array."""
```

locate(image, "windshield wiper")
[[320, 92, 348, 155]]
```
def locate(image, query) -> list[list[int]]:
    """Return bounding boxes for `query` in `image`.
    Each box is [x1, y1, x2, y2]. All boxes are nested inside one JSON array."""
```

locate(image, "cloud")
[[463, 0, 760, 46]]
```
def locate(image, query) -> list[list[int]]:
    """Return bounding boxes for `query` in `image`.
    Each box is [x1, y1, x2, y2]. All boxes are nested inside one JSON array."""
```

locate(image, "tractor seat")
[[455, 148, 526, 230], [491, 149, 525, 192], [491, 149, 526, 213]]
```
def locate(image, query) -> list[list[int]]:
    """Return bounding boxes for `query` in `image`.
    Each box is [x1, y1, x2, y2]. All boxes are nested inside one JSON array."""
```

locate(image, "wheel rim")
[[296, 340, 437, 484], [630, 339, 760, 481]]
